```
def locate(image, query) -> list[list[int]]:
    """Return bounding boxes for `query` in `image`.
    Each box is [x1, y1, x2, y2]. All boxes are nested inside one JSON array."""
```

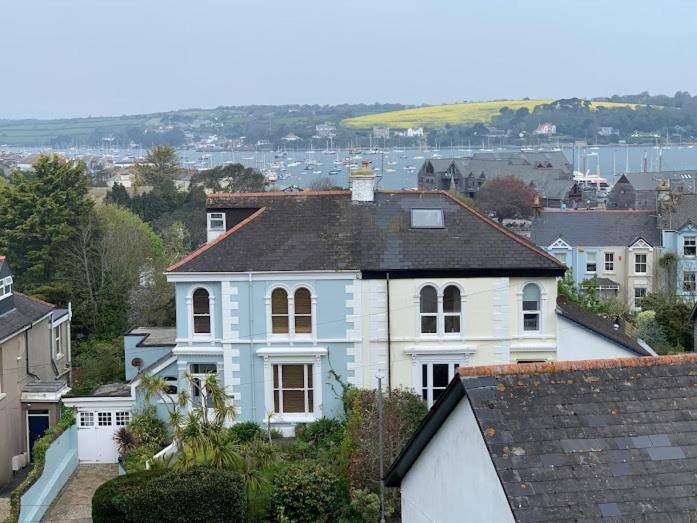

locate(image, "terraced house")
[[0, 257, 72, 488], [530, 210, 662, 309], [660, 193, 697, 302], [64, 166, 656, 463]]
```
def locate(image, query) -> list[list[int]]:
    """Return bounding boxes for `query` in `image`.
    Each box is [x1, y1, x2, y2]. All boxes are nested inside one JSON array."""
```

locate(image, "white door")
[[76, 409, 131, 463]]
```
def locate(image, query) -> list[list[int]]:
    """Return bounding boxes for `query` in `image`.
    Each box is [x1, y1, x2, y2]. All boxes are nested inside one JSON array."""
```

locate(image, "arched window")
[[419, 286, 438, 334], [443, 285, 461, 333], [271, 288, 289, 334], [294, 287, 312, 334], [522, 284, 541, 332], [192, 288, 211, 334]]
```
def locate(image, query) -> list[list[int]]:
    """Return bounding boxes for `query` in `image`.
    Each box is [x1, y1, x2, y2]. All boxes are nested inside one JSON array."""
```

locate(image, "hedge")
[[271, 462, 342, 523], [8, 407, 75, 523], [93, 467, 246, 523]]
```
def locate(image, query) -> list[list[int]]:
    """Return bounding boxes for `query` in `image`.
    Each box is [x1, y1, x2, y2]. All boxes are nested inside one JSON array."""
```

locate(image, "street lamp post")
[[376, 370, 386, 523]]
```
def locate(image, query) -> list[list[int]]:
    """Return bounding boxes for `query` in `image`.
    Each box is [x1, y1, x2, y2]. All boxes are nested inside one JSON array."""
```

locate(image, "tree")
[[198, 163, 265, 193], [475, 176, 537, 221], [308, 177, 342, 192], [635, 310, 670, 354], [0, 154, 91, 300], [63, 204, 163, 338], [135, 145, 182, 186], [639, 293, 693, 352], [105, 182, 132, 207]]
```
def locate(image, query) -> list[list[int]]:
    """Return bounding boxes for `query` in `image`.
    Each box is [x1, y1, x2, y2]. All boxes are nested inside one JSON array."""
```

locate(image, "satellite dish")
[[131, 357, 143, 368]]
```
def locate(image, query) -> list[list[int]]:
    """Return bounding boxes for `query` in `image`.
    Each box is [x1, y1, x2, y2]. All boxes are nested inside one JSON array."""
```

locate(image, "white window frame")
[[634, 287, 647, 309], [416, 283, 465, 339], [187, 286, 215, 339], [521, 283, 542, 334], [554, 252, 567, 265], [189, 363, 218, 410], [586, 252, 597, 274], [604, 252, 615, 272], [207, 212, 225, 231], [272, 363, 314, 417], [53, 325, 64, 360], [258, 347, 325, 424], [418, 360, 462, 408], [97, 411, 112, 427], [0, 276, 12, 300], [634, 253, 647, 274], [684, 237, 696, 257], [79, 411, 94, 428], [115, 411, 131, 426], [683, 271, 696, 293], [266, 285, 316, 342]]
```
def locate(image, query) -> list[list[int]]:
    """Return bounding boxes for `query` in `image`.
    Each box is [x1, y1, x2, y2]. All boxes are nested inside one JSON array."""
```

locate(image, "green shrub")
[[228, 421, 265, 443], [93, 467, 246, 523], [297, 418, 344, 448], [343, 488, 383, 522], [128, 406, 168, 448], [342, 388, 426, 516], [92, 470, 164, 523], [271, 463, 342, 523]]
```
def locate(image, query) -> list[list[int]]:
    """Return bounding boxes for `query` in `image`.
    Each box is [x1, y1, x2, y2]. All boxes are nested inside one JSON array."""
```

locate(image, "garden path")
[[42, 464, 117, 523]]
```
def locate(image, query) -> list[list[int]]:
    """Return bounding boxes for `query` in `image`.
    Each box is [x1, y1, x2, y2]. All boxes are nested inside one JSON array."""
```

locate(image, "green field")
[[341, 99, 646, 129]]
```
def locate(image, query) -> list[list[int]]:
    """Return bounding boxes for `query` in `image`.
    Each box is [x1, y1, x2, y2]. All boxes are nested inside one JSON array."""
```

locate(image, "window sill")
[[270, 413, 317, 424], [0, 393, 6, 402], [54, 352, 64, 361]]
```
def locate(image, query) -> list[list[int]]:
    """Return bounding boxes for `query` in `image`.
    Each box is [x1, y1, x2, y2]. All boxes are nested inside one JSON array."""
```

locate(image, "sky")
[[1, 0, 695, 119]]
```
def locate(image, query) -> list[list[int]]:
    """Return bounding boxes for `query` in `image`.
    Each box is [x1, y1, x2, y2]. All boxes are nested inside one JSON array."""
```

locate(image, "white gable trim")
[[629, 238, 653, 251], [548, 238, 572, 250]]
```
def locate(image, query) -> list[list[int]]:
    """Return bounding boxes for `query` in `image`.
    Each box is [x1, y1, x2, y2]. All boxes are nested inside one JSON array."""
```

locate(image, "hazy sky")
[[1, 0, 695, 119]]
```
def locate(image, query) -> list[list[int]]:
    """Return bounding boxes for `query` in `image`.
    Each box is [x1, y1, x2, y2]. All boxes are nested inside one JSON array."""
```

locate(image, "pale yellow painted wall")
[[359, 276, 559, 391]]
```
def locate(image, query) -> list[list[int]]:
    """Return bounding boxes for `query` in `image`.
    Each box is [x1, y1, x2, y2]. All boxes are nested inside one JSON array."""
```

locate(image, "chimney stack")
[[350, 159, 377, 202]]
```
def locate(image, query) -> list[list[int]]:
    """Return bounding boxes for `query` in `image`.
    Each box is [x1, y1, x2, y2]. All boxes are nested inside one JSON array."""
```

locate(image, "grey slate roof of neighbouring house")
[[659, 193, 697, 230], [0, 292, 54, 342], [386, 355, 697, 522], [529, 210, 661, 247], [168, 191, 565, 276], [555, 296, 654, 356]]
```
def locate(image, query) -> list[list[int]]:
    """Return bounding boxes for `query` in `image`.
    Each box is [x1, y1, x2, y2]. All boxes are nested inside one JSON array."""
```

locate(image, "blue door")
[[27, 411, 50, 461]]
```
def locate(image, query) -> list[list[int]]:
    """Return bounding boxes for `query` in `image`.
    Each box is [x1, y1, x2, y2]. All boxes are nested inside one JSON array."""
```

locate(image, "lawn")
[[341, 99, 647, 129]]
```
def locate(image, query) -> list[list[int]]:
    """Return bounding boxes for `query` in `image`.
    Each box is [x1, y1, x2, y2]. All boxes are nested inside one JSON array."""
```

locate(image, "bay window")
[[522, 284, 541, 332], [273, 364, 314, 415], [192, 288, 211, 334]]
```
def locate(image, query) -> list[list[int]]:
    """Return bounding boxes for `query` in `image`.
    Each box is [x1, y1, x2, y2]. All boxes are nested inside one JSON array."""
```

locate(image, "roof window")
[[411, 209, 444, 229]]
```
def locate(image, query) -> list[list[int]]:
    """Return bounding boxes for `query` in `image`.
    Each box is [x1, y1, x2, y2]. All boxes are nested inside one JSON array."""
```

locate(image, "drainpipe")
[[248, 273, 256, 421], [386, 272, 392, 393]]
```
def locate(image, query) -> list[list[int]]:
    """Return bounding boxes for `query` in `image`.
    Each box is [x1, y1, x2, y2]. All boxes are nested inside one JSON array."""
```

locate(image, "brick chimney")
[[351, 160, 377, 202]]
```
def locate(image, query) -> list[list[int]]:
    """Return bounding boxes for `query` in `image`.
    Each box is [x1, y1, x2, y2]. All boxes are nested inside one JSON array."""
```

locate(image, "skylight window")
[[411, 209, 444, 229]]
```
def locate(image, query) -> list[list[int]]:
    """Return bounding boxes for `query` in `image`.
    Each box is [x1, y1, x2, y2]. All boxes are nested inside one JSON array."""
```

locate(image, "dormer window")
[[411, 209, 444, 229], [0, 276, 12, 300], [208, 212, 225, 231]]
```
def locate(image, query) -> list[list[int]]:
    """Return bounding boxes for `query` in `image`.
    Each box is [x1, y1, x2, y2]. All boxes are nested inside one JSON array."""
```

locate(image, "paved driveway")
[[42, 464, 117, 523]]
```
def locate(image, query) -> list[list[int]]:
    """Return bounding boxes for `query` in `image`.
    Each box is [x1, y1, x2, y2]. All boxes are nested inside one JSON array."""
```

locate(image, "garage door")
[[77, 409, 131, 463]]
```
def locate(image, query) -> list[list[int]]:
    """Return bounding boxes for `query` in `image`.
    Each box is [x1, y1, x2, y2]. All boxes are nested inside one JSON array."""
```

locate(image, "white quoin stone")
[[351, 161, 376, 202]]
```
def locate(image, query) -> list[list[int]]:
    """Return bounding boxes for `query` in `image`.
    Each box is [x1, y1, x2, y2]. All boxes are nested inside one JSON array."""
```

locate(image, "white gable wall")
[[557, 316, 643, 360], [400, 396, 514, 523]]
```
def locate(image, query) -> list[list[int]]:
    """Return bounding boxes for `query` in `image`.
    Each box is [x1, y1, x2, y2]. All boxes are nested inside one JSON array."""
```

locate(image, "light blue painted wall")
[[664, 227, 697, 301], [155, 277, 356, 424], [19, 425, 78, 523], [124, 334, 172, 381]]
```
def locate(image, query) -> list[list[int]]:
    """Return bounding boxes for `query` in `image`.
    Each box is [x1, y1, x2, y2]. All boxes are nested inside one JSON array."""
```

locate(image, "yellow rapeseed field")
[[341, 99, 645, 129]]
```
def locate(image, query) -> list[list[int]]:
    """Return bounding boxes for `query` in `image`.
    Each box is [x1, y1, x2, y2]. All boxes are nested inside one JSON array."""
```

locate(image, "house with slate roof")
[[62, 165, 659, 463], [659, 193, 697, 302], [0, 257, 72, 488], [607, 170, 697, 210], [386, 354, 697, 522], [417, 151, 580, 208], [530, 210, 662, 309]]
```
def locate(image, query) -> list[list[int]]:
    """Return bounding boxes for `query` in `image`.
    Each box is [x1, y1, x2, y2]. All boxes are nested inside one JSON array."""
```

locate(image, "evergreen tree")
[[105, 182, 132, 208], [0, 154, 91, 300], [135, 145, 182, 186]]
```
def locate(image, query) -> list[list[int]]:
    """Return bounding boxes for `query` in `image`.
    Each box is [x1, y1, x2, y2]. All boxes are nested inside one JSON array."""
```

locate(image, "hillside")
[[341, 99, 646, 129]]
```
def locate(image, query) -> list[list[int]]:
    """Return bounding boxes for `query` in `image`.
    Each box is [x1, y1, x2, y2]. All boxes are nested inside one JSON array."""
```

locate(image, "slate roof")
[[555, 296, 654, 356], [621, 171, 697, 192], [530, 210, 661, 247], [0, 292, 54, 342], [126, 327, 176, 346], [387, 355, 697, 522], [168, 191, 565, 276], [659, 193, 697, 230]]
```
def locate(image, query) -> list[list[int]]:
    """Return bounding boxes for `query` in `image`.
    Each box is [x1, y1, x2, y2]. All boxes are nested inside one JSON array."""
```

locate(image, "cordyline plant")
[[138, 371, 237, 469]]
